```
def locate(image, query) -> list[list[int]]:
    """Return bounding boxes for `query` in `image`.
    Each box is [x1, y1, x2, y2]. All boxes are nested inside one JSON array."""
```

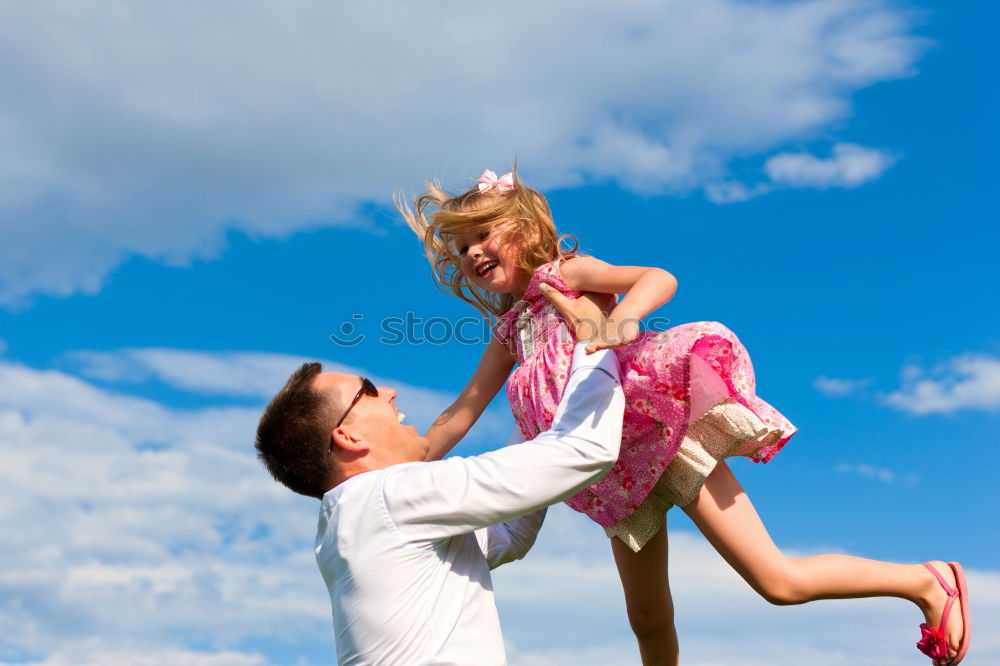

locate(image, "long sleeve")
[[476, 427, 547, 569], [478, 508, 546, 569], [382, 345, 624, 544]]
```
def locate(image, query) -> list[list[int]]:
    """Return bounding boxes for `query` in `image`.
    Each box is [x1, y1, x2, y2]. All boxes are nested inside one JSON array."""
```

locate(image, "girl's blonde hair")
[[397, 167, 577, 319]]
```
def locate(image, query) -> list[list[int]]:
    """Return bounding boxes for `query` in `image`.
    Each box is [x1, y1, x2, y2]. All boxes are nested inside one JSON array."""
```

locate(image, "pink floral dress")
[[494, 260, 796, 551]]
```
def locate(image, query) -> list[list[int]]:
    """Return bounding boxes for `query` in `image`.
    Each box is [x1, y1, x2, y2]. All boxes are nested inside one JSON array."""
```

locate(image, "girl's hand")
[[539, 284, 609, 344], [585, 318, 640, 354]]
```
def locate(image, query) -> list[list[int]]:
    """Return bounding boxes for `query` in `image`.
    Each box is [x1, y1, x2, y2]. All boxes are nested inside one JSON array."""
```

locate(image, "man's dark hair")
[[255, 362, 337, 499]]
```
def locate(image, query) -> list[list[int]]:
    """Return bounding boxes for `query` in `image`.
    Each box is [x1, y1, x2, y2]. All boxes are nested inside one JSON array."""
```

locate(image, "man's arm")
[[478, 508, 546, 569], [477, 426, 546, 569], [381, 344, 624, 543]]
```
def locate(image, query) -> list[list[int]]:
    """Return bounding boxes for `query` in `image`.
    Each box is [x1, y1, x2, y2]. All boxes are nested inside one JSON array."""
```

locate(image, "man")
[[255, 290, 624, 665]]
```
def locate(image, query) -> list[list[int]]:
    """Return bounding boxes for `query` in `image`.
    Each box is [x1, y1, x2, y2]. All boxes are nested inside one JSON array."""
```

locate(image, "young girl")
[[398, 168, 971, 666]]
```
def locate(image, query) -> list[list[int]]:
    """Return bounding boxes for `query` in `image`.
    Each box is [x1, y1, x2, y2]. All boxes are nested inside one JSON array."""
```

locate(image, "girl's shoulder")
[[550, 253, 605, 289], [524, 255, 587, 301]]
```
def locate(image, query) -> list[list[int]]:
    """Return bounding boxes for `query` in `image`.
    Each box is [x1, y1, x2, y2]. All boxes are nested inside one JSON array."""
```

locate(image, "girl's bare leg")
[[682, 461, 965, 665], [611, 525, 679, 666]]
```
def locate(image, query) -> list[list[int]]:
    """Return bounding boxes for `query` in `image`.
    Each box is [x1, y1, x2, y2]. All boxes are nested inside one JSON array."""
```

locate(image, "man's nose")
[[378, 386, 396, 402]]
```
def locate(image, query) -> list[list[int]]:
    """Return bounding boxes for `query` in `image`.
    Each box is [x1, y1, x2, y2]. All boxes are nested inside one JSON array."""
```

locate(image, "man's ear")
[[331, 426, 368, 455]]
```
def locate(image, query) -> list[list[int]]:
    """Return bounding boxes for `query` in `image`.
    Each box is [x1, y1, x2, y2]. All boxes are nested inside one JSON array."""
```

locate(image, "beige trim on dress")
[[605, 398, 784, 552]]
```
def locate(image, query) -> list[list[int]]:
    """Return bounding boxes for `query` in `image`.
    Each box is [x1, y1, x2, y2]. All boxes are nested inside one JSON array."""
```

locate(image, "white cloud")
[[62, 347, 513, 441], [0, 359, 300, 461], [67, 348, 337, 399], [765, 142, 898, 188], [884, 354, 1000, 414], [0, 363, 330, 662], [0, 1, 925, 304], [709, 142, 897, 203], [0, 641, 268, 666], [835, 462, 906, 484], [813, 374, 873, 397], [703, 181, 775, 204]]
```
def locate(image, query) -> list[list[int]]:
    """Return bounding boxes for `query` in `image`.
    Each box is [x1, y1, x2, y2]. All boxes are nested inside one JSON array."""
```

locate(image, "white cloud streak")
[[703, 180, 775, 204], [884, 355, 1000, 414], [67, 348, 344, 399], [63, 347, 513, 440], [0, 0, 925, 303], [813, 374, 873, 397], [0, 642, 269, 666], [835, 462, 899, 483]]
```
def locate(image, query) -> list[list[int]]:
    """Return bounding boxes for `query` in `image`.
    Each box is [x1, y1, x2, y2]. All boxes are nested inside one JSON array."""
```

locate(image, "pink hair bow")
[[477, 169, 515, 193]]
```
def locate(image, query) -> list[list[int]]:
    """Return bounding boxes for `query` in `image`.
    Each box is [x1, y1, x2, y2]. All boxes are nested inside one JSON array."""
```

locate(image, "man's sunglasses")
[[334, 377, 379, 429]]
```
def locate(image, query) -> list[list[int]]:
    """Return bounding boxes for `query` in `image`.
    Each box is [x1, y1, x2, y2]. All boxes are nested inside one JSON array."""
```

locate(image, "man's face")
[[313, 372, 430, 465]]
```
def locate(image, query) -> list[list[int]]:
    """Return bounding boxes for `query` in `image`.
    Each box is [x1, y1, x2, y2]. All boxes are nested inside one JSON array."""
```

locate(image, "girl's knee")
[[625, 597, 676, 638]]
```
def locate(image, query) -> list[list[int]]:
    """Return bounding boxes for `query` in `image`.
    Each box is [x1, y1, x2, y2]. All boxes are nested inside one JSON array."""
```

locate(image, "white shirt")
[[315, 345, 624, 666]]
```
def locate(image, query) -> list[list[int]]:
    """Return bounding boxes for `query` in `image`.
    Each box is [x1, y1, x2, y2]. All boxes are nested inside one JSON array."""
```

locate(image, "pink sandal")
[[916, 562, 971, 665]]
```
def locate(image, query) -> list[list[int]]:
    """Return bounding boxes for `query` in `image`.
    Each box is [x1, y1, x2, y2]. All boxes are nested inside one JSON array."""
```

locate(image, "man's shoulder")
[[322, 468, 386, 507], [317, 468, 392, 545], [321, 461, 428, 510], [317, 463, 443, 553]]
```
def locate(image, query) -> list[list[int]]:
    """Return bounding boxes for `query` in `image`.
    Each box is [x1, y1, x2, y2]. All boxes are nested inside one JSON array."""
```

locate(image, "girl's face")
[[455, 224, 530, 298]]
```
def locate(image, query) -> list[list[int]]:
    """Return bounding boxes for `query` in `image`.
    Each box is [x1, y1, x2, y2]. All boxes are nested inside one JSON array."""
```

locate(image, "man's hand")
[[584, 318, 640, 354], [539, 284, 613, 350]]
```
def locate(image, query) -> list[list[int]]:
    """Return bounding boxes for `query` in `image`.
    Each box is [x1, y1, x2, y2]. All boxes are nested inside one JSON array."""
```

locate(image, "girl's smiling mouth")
[[476, 261, 499, 277]]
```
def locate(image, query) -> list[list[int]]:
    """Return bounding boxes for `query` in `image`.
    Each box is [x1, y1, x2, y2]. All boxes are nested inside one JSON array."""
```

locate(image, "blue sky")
[[0, 1, 997, 665]]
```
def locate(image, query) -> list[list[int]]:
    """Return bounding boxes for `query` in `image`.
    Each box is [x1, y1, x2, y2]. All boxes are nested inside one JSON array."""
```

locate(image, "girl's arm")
[[424, 335, 515, 461], [559, 255, 677, 352], [423, 287, 614, 461]]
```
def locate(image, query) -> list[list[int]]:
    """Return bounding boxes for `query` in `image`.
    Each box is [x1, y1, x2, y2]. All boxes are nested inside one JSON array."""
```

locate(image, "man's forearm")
[[483, 508, 546, 569], [539, 344, 624, 456]]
